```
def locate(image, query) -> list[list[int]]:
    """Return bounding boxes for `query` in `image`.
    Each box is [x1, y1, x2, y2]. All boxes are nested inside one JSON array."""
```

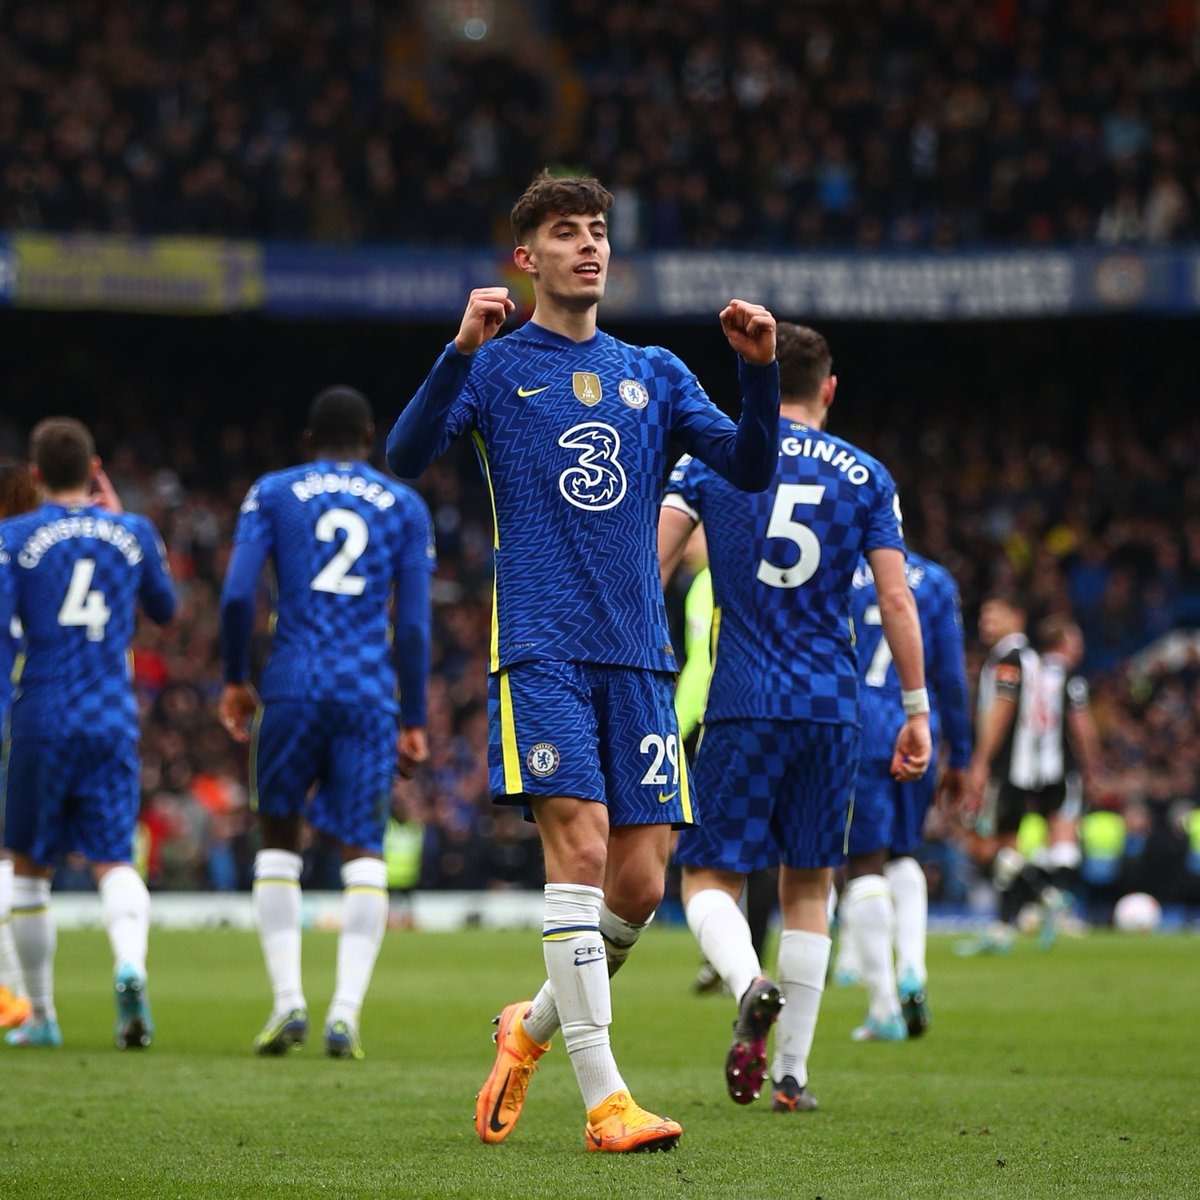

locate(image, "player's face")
[[523, 212, 609, 311], [978, 599, 1020, 647]]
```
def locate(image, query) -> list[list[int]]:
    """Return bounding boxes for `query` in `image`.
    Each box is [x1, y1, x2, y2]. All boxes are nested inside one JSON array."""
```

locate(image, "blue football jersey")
[[850, 551, 972, 766], [0, 503, 176, 741], [664, 419, 904, 725], [387, 323, 778, 674], [224, 459, 435, 713]]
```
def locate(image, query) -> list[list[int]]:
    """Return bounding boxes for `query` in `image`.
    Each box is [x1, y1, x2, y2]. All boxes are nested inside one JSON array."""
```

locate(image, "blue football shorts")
[[2, 736, 140, 866], [252, 700, 396, 852], [675, 719, 859, 873], [487, 660, 695, 827], [848, 738, 939, 859]]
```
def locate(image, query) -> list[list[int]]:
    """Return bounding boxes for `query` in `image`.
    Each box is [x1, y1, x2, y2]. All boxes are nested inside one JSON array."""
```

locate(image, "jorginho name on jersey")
[[0, 503, 176, 741], [663, 420, 904, 726], [222, 460, 435, 716], [386, 323, 778, 675], [850, 552, 971, 766]]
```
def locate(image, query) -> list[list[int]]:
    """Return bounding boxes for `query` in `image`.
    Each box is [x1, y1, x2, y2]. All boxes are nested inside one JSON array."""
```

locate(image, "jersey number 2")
[[311, 508, 369, 595], [58, 558, 112, 642]]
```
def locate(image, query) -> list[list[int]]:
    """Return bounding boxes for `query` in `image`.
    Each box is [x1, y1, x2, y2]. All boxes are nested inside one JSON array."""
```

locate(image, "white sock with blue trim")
[[0, 858, 29, 997], [541, 883, 625, 1110], [253, 849, 305, 1017], [98, 864, 150, 977], [329, 857, 389, 1027], [12, 876, 55, 1022]]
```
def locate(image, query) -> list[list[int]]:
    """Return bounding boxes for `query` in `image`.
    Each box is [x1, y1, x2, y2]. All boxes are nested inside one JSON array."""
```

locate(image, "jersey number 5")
[[756, 484, 825, 589], [311, 508, 369, 596]]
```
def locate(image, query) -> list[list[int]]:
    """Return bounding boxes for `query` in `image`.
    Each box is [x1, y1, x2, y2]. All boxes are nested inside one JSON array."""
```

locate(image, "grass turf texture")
[[2, 927, 1194, 1199]]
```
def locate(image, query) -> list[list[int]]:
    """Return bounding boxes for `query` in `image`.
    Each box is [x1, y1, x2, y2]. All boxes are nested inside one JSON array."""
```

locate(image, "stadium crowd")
[[1, 0, 1198, 248]]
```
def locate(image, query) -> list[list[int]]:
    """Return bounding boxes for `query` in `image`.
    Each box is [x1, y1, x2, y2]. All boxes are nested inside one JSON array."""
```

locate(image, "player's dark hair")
[[1036, 614, 1078, 651], [29, 418, 95, 491], [775, 323, 832, 400], [307, 386, 373, 453], [0, 456, 39, 518], [510, 169, 614, 244], [983, 587, 1030, 617]]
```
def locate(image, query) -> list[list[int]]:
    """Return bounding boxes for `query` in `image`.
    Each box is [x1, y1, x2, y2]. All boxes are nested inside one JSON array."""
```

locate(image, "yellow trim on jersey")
[[678, 733, 694, 824], [248, 706, 264, 812], [11, 649, 25, 686], [497, 670, 524, 794], [471, 431, 502, 672]]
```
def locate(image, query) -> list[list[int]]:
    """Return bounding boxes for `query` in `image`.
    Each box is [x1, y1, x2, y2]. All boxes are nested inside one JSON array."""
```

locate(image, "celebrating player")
[[0, 420, 176, 1049], [219, 386, 434, 1060], [838, 550, 971, 1041], [386, 169, 780, 1153], [658, 323, 931, 1112]]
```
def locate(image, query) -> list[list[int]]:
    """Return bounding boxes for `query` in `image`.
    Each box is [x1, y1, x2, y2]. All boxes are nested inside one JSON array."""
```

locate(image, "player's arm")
[[868, 545, 931, 781], [392, 511, 434, 778], [667, 310, 780, 493], [965, 657, 1021, 804], [657, 501, 696, 589], [1066, 677, 1102, 786], [137, 520, 178, 626], [218, 515, 271, 743], [928, 573, 972, 808], [0, 544, 15, 690], [385, 287, 511, 479]]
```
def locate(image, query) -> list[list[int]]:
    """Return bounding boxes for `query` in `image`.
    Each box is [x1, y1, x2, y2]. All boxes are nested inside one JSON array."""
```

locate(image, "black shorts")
[[978, 780, 1042, 837]]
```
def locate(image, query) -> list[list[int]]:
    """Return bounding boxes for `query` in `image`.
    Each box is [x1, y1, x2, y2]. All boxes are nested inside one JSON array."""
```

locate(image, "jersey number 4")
[[311, 508, 369, 596], [757, 484, 825, 589], [58, 558, 112, 642]]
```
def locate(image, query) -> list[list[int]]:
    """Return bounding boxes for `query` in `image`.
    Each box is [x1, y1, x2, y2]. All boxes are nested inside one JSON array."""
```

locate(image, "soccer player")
[[386, 170, 780, 1153], [0, 419, 176, 1049], [957, 591, 1053, 955], [659, 323, 931, 1112], [839, 550, 971, 1041], [219, 386, 434, 1060], [0, 457, 41, 1031], [1030, 615, 1099, 938]]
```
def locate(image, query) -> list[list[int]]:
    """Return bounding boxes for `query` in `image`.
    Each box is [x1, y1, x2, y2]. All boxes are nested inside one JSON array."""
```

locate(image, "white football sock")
[[685, 887, 761, 1004], [98, 864, 150, 977], [832, 892, 861, 980], [541, 883, 625, 1110], [328, 857, 389, 1027], [844, 874, 900, 1023], [253, 849, 305, 1015], [772, 929, 831, 1088], [885, 856, 928, 985], [521, 899, 652, 1044], [600, 900, 651, 978], [0, 858, 29, 997], [12, 877, 55, 1022]]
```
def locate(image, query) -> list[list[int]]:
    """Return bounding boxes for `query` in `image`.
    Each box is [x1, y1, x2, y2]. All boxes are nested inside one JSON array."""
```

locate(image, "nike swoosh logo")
[[517, 385, 550, 397], [588, 1130, 603, 1148], [657, 791, 678, 804], [488, 1070, 511, 1133]]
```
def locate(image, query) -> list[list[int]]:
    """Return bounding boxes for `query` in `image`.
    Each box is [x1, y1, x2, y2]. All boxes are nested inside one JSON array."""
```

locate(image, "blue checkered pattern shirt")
[[664, 420, 905, 725], [387, 323, 779, 673], [0, 502, 176, 741]]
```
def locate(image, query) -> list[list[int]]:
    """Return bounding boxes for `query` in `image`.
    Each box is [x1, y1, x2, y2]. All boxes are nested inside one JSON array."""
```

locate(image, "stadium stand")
[[1, 0, 1197, 247]]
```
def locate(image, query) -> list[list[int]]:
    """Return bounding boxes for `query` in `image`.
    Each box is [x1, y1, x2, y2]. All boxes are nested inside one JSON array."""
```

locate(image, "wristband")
[[902, 687, 931, 716]]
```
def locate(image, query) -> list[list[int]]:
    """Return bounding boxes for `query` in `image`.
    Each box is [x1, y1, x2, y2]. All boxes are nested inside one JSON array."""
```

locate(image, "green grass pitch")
[[2, 925, 1195, 1199]]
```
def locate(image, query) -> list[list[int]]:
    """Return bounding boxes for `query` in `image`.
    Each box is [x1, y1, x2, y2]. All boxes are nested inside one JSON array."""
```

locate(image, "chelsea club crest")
[[618, 379, 649, 409]]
